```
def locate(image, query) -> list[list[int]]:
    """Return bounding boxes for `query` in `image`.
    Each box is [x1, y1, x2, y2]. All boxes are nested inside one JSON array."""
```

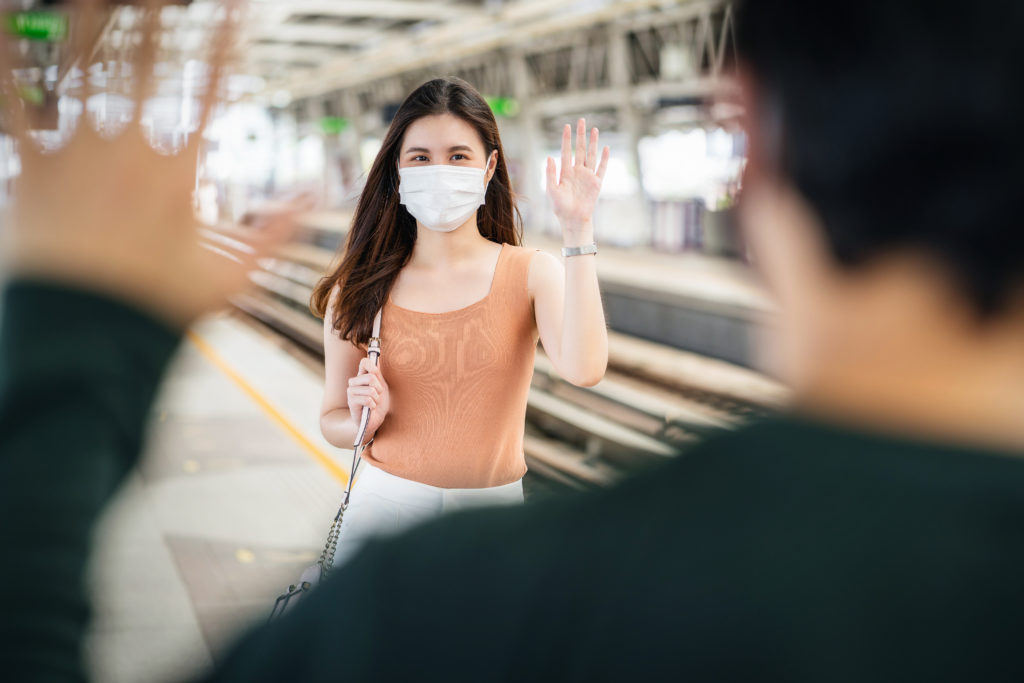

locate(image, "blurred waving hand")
[[0, 0, 299, 329]]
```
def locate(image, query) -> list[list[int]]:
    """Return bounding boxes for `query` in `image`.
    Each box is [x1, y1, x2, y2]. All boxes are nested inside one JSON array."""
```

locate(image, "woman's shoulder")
[[500, 242, 545, 265], [496, 243, 561, 301], [500, 243, 551, 281], [501, 243, 560, 272], [500, 242, 536, 254]]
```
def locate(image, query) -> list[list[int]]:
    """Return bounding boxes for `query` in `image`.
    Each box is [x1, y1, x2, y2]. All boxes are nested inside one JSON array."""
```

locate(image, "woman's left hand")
[[546, 118, 610, 239]]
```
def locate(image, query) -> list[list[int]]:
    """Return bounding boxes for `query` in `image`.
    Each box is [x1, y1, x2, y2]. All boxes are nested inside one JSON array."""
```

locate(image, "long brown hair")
[[310, 77, 523, 345]]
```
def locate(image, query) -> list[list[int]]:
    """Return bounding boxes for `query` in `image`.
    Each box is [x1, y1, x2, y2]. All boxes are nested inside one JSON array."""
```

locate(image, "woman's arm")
[[320, 288, 390, 447], [534, 119, 610, 387], [531, 248, 608, 387]]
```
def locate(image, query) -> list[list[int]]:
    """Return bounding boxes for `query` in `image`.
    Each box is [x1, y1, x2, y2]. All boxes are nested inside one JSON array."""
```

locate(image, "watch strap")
[[561, 242, 598, 257]]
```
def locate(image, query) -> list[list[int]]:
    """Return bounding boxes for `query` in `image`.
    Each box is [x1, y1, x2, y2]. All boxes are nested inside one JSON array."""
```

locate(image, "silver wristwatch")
[[561, 242, 598, 258]]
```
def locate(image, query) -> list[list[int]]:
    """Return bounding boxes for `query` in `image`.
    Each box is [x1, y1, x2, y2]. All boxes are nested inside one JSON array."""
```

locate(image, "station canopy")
[[72, 0, 688, 101], [234, 0, 683, 100], [5, 1, 729, 115]]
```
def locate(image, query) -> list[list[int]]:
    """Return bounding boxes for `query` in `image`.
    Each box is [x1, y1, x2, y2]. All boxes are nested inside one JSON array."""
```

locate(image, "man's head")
[[735, 0, 1024, 388]]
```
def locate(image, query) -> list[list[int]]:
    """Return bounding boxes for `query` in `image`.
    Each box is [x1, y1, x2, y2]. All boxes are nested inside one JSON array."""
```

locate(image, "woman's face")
[[398, 113, 497, 184]]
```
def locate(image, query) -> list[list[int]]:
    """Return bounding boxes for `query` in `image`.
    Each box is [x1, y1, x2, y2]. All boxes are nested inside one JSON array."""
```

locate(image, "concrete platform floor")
[[84, 312, 347, 683]]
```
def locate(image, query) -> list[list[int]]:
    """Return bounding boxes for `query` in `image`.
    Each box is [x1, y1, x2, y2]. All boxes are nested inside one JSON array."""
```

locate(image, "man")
[[4, 0, 1024, 680]]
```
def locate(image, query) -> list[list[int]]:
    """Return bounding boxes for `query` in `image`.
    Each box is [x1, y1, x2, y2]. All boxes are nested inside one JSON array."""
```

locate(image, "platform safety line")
[[185, 330, 350, 487]]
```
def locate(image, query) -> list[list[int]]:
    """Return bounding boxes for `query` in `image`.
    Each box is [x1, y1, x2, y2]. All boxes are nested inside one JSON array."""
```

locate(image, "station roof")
[[177, 0, 684, 101], [7, 1, 711, 106]]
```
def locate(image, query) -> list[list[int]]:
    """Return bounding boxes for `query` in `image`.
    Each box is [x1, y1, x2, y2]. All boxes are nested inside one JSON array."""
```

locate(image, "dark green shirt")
[[4, 282, 1024, 682]]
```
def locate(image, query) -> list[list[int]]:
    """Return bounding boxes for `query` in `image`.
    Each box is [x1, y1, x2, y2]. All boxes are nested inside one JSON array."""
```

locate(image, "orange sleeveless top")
[[362, 244, 538, 488]]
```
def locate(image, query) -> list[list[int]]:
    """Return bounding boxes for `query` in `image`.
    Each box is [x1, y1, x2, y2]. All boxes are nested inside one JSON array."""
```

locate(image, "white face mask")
[[398, 165, 488, 232]]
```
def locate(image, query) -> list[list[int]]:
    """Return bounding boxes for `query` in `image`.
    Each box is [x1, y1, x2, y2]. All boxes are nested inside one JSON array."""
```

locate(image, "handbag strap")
[[342, 307, 382, 507], [314, 308, 383, 580]]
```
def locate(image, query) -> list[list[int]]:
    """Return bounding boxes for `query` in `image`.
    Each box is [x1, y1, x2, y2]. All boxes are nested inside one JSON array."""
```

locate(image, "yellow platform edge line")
[[185, 330, 349, 487]]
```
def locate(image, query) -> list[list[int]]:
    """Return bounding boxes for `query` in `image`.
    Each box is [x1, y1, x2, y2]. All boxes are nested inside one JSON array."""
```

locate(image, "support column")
[[608, 26, 650, 248], [339, 90, 365, 200], [511, 50, 543, 238]]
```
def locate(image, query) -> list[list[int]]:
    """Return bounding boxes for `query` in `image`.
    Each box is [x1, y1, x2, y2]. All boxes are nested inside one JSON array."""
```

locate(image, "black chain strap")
[[316, 502, 346, 582]]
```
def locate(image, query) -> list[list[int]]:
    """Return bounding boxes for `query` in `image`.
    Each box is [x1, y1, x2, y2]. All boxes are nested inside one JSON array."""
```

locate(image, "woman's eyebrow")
[[403, 145, 474, 154]]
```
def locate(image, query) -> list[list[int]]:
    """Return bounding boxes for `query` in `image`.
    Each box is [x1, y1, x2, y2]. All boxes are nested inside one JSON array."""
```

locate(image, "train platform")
[[84, 312, 346, 683]]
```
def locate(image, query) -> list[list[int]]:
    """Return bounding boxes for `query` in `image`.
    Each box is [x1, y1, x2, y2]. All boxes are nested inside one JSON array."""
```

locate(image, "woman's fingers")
[[546, 157, 557, 190], [349, 395, 376, 410], [560, 123, 571, 177], [586, 127, 599, 170], [554, 119, 602, 175], [348, 378, 382, 412], [351, 364, 386, 392], [575, 118, 586, 167], [596, 145, 611, 181], [358, 357, 377, 375], [349, 373, 383, 390], [359, 355, 386, 378], [348, 385, 380, 401]]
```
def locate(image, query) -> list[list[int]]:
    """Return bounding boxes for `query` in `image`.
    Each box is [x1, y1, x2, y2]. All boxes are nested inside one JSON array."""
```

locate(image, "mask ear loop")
[[479, 150, 498, 239], [483, 148, 498, 197]]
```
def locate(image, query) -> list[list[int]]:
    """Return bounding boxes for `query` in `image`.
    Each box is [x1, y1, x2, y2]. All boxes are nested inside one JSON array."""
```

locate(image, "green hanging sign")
[[485, 96, 521, 118], [319, 116, 349, 135], [4, 11, 69, 43]]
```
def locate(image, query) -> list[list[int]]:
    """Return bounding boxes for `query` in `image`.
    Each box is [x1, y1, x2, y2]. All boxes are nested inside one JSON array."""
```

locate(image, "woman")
[[311, 77, 609, 565]]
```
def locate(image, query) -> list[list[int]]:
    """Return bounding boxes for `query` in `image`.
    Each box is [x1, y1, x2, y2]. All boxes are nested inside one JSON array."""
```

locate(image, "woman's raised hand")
[[545, 118, 610, 241], [0, 0, 301, 329], [347, 357, 391, 440]]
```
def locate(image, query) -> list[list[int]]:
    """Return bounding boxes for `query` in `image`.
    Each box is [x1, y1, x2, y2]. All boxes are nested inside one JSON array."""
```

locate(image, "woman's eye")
[[413, 155, 428, 162], [451, 154, 467, 161]]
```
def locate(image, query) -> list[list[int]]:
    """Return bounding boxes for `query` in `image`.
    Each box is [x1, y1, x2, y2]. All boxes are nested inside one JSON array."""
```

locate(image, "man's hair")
[[736, 1, 1024, 316]]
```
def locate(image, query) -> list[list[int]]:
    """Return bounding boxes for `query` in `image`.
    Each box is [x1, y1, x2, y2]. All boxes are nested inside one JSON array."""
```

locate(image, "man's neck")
[[793, 284, 1024, 452]]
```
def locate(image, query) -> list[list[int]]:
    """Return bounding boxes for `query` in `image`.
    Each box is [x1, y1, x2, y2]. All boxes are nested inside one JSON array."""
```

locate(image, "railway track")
[[225, 220, 786, 493]]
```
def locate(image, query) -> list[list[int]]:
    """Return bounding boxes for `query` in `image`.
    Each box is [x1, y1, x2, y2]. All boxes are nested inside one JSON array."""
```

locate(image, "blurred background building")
[[1, 0, 747, 256]]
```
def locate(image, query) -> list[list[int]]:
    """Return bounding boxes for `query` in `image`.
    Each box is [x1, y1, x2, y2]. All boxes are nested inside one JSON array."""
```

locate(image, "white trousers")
[[332, 462, 524, 568]]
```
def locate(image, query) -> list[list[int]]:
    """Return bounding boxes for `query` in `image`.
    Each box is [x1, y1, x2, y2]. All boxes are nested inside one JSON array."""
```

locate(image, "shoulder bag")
[[268, 308, 382, 621]]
